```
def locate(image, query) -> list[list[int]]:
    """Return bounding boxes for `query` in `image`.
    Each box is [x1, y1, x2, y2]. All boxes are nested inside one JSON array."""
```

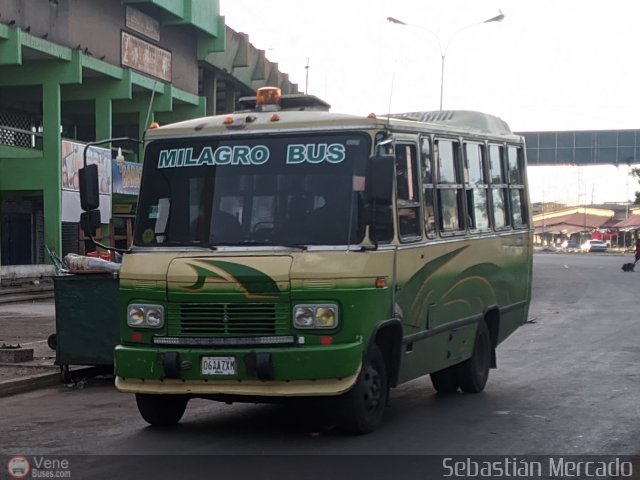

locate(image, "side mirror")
[[80, 210, 101, 237], [79, 163, 100, 211], [366, 155, 394, 205]]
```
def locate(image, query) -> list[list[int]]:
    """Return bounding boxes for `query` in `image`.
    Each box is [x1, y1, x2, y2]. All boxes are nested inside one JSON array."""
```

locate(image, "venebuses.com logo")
[[5, 455, 71, 478], [6, 456, 30, 479]]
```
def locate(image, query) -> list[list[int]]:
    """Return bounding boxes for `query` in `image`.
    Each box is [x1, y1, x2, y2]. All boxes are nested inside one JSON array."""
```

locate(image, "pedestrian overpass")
[[519, 130, 640, 166]]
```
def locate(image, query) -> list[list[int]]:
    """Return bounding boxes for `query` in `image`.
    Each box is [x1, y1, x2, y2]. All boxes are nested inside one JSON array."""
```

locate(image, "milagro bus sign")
[[60, 140, 143, 223]]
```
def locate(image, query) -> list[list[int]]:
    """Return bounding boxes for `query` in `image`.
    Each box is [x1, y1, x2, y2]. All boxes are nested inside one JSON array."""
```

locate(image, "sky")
[[220, 0, 640, 205]]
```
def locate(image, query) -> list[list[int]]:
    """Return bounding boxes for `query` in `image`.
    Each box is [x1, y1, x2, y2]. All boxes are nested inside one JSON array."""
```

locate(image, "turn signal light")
[[375, 277, 387, 288]]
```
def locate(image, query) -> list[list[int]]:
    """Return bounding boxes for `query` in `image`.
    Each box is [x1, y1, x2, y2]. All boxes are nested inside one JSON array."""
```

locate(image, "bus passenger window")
[[507, 146, 528, 228], [488, 144, 510, 230], [492, 190, 509, 229], [395, 143, 421, 241], [438, 189, 465, 231], [510, 189, 526, 227], [435, 139, 464, 234], [464, 142, 490, 232], [421, 137, 436, 238]]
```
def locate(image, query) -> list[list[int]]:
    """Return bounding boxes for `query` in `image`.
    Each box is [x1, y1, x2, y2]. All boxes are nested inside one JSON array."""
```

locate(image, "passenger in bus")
[[210, 209, 243, 243]]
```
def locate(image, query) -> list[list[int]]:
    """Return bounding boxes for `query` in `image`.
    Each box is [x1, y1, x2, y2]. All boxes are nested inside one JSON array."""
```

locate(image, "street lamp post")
[[387, 11, 504, 110]]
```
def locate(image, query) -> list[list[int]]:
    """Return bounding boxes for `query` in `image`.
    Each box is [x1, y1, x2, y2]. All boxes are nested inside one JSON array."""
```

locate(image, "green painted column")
[[95, 95, 113, 141], [42, 81, 62, 259]]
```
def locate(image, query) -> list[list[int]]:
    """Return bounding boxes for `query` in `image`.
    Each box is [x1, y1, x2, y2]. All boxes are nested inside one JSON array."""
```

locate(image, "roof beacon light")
[[255, 87, 282, 112]]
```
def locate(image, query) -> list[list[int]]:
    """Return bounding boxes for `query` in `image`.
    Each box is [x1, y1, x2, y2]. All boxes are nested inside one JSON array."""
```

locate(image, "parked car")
[[561, 239, 579, 250], [580, 239, 607, 252]]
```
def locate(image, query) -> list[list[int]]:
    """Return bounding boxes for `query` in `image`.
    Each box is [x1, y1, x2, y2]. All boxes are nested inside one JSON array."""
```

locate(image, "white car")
[[580, 239, 607, 252], [561, 239, 579, 250]]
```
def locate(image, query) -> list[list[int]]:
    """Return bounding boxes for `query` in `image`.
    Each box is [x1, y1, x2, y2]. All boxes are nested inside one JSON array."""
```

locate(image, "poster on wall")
[[112, 161, 142, 196], [61, 140, 112, 223]]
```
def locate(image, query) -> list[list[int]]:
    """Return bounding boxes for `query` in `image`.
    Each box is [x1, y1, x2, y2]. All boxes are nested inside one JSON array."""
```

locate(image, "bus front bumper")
[[114, 341, 363, 397]]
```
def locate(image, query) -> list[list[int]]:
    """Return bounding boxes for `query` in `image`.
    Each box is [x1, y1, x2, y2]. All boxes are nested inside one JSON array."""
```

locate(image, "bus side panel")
[[395, 232, 531, 385], [497, 230, 534, 344]]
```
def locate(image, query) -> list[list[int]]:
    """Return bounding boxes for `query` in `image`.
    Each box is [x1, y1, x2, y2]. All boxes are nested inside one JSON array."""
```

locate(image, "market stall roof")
[[534, 224, 587, 235], [611, 214, 640, 230], [533, 212, 613, 231]]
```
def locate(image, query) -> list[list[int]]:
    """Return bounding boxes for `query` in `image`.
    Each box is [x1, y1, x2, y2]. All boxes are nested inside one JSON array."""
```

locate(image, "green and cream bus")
[[105, 87, 532, 434]]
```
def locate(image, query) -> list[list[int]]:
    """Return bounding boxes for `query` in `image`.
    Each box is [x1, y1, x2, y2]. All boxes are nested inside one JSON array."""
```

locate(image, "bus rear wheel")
[[336, 344, 388, 434], [430, 366, 459, 394], [135, 394, 189, 426], [457, 320, 491, 393]]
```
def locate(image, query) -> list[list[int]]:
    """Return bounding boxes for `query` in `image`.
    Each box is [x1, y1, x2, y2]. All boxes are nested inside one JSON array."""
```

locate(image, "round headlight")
[[128, 306, 145, 326], [146, 308, 163, 327], [294, 307, 314, 328], [315, 307, 336, 327]]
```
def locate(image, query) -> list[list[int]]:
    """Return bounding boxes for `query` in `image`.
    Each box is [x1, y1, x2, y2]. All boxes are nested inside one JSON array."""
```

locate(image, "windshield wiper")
[[231, 240, 308, 251], [160, 240, 217, 250]]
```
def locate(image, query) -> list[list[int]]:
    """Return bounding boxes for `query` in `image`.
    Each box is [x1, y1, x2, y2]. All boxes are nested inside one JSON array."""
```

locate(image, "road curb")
[[0, 371, 61, 398]]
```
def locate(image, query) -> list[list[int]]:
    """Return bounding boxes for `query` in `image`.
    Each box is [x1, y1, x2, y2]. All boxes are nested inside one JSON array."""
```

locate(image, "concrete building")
[[0, 0, 298, 277]]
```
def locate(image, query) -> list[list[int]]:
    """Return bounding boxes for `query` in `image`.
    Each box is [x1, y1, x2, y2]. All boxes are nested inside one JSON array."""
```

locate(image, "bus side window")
[[507, 145, 528, 228], [395, 143, 421, 241], [464, 141, 490, 232], [421, 136, 437, 238], [435, 138, 464, 234], [488, 144, 510, 230]]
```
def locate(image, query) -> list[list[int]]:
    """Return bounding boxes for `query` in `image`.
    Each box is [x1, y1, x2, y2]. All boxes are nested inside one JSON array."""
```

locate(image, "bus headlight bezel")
[[293, 304, 339, 329], [127, 304, 165, 329]]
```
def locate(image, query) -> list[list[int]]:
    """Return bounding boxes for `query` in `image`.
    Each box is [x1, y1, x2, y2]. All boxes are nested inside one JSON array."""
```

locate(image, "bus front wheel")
[[135, 393, 189, 426], [336, 344, 389, 434], [457, 320, 491, 393]]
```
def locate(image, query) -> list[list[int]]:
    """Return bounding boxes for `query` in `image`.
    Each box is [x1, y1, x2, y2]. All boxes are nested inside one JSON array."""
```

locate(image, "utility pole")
[[304, 58, 310, 95]]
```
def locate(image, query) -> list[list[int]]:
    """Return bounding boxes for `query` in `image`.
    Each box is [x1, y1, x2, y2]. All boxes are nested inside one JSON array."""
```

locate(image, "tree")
[[630, 167, 640, 205]]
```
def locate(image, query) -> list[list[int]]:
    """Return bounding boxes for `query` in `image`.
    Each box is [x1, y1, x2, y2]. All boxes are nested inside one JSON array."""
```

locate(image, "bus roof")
[[144, 91, 515, 140], [386, 110, 513, 135]]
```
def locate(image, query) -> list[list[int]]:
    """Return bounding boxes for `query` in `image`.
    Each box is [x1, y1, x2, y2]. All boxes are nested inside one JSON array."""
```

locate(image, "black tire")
[[430, 365, 459, 394], [336, 344, 389, 435], [47, 333, 57, 351], [457, 320, 491, 393], [135, 394, 189, 426]]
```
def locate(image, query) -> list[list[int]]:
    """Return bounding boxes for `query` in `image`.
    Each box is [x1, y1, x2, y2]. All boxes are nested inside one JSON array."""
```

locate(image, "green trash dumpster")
[[53, 273, 120, 377]]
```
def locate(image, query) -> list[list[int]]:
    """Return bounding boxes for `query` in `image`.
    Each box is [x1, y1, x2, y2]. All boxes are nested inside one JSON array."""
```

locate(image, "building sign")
[[121, 31, 171, 82], [60, 140, 112, 223], [125, 6, 160, 42], [112, 160, 142, 196]]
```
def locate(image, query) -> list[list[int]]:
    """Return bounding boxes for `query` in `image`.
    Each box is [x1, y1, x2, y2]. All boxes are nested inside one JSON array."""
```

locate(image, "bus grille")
[[168, 303, 288, 336]]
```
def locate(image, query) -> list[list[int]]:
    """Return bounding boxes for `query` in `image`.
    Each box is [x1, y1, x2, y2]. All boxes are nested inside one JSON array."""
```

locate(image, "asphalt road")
[[1, 253, 639, 458]]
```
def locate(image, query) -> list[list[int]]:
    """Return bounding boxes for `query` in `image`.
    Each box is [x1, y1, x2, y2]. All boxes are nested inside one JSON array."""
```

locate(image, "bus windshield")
[[134, 133, 370, 247]]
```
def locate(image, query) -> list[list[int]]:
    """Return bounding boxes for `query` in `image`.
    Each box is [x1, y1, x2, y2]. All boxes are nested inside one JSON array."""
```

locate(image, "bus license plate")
[[201, 356, 236, 375]]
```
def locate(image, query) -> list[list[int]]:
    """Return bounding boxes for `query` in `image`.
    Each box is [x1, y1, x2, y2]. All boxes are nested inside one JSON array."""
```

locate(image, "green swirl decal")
[[184, 260, 280, 299]]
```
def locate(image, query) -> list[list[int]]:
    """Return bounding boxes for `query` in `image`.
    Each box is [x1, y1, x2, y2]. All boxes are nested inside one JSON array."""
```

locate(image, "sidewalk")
[[0, 299, 61, 396]]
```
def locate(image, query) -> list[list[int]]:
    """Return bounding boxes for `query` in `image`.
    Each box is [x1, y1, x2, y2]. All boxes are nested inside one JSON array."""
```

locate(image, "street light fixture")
[[387, 11, 505, 110]]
